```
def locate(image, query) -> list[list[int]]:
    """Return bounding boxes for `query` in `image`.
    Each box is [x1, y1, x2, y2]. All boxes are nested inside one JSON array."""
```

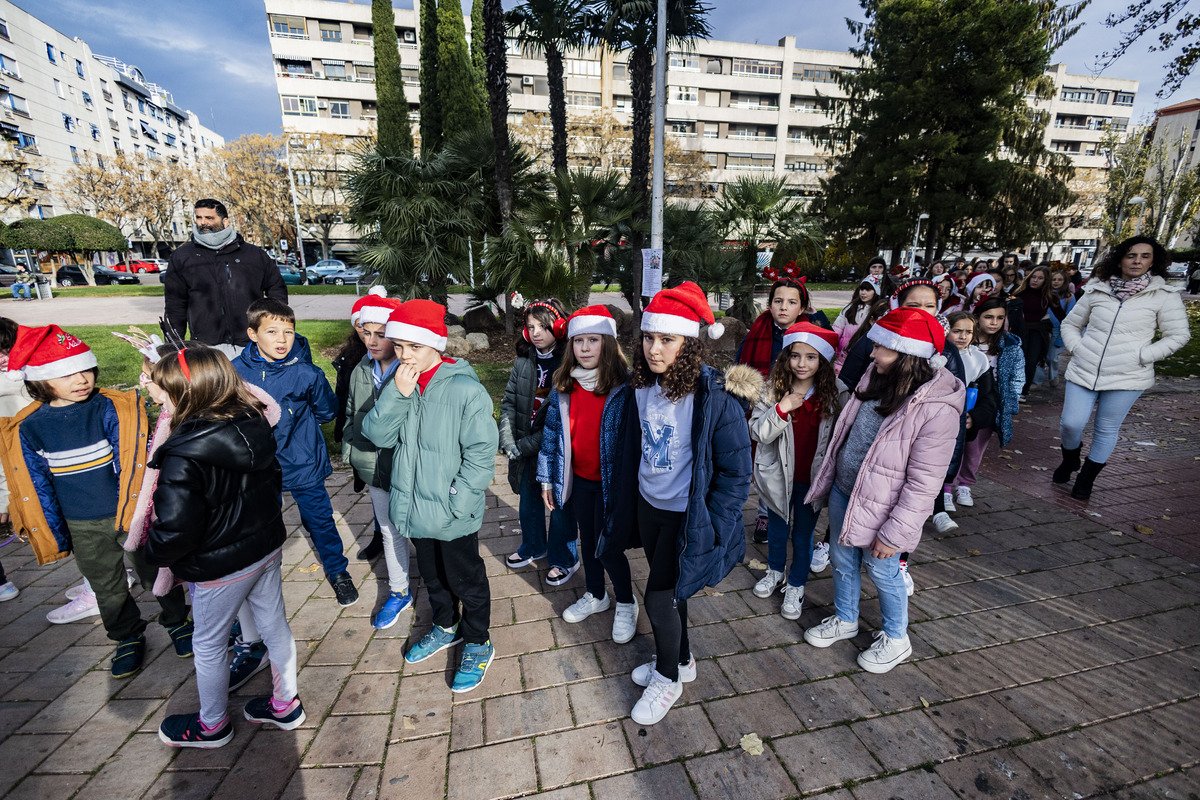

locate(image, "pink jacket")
[[806, 366, 964, 553]]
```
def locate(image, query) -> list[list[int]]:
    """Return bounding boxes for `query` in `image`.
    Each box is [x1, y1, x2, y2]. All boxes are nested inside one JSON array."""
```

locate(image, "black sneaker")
[[244, 696, 306, 730], [357, 530, 384, 561], [229, 639, 270, 691], [329, 572, 359, 607], [752, 516, 769, 544], [111, 634, 146, 678], [158, 712, 233, 748], [167, 620, 194, 658]]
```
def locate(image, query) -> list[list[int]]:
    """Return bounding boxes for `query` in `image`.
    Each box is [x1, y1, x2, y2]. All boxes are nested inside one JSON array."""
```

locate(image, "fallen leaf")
[[402, 716, 417, 731], [747, 559, 768, 571], [999, 454, 1012, 460], [1012, 450, 1023, 455], [740, 733, 764, 755], [1110, 530, 1124, 536], [298, 564, 321, 573], [1007, 464, 1020, 469], [1134, 524, 1155, 536], [920, 697, 930, 709], [1030, 466, 1048, 471], [967, 549, 981, 556], [1162, 516, 1172, 520], [1088, 511, 1103, 517]]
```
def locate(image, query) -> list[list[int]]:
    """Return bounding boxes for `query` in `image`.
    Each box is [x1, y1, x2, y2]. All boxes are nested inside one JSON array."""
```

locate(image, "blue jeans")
[[1060, 382, 1144, 464], [1037, 340, 1062, 384], [517, 459, 577, 570], [827, 485, 908, 639], [288, 482, 349, 577], [11, 284, 30, 300], [766, 481, 817, 587]]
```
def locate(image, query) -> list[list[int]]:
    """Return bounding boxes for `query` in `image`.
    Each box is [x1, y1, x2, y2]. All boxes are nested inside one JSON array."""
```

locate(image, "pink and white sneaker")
[[47, 590, 100, 624], [630, 669, 683, 725]]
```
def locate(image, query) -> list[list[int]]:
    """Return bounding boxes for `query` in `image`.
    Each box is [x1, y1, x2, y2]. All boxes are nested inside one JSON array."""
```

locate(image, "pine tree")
[[373, 0, 413, 156], [438, 0, 486, 144], [419, 0, 442, 155]]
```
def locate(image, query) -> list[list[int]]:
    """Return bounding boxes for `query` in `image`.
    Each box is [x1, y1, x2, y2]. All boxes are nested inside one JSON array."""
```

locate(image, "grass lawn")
[[1158, 299, 1200, 378]]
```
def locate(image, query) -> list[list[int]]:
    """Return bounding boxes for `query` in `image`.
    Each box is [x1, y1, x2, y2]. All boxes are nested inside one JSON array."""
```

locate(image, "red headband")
[[525, 301, 563, 322], [177, 350, 191, 382]]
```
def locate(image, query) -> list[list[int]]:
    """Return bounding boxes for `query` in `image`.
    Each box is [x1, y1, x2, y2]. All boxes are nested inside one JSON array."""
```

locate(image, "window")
[[138, 98, 145, 113], [70, 146, 80, 164], [282, 95, 318, 116], [669, 53, 699, 72], [324, 62, 347, 79], [270, 15, 306, 37], [165, 132, 177, 147], [55, 79, 65, 99], [330, 101, 350, 119], [565, 59, 600, 78], [96, 155, 104, 169], [794, 65, 838, 83], [792, 97, 822, 113], [76, 59, 84, 78], [0, 18, 8, 39], [726, 153, 773, 170], [1115, 91, 1135, 106], [703, 129, 717, 138], [24, 168, 46, 187], [566, 91, 601, 108], [113, 137, 120, 152], [785, 158, 825, 173], [141, 121, 159, 140], [1096, 90, 1110, 104], [284, 60, 312, 76], [614, 95, 632, 113], [356, 64, 375, 81], [15, 132, 36, 151], [90, 123, 100, 140], [669, 85, 699, 104], [613, 63, 628, 80], [63, 113, 76, 132], [0, 54, 18, 79], [46, 43, 56, 63], [319, 23, 342, 42], [82, 91, 93, 108], [703, 154, 718, 166], [1061, 88, 1096, 103], [505, 37, 522, 56], [731, 58, 782, 77], [35, 205, 52, 219], [6, 94, 28, 115]]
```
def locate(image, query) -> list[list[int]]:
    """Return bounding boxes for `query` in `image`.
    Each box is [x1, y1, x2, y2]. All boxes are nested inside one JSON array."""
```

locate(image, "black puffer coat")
[[145, 412, 286, 582]]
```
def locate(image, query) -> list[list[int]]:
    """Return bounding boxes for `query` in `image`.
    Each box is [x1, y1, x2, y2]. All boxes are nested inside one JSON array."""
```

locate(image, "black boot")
[[1071, 459, 1105, 500], [1052, 446, 1082, 484], [357, 530, 383, 561]]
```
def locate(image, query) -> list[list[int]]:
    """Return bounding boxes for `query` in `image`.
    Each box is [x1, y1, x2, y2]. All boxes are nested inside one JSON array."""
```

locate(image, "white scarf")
[[571, 366, 599, 393]]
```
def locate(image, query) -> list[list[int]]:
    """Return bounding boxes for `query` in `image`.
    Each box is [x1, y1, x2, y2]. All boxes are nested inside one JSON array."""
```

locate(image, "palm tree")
[[481, 0, 518, 333], [711, 176, 824, 323], [506, 0, 590, 177]]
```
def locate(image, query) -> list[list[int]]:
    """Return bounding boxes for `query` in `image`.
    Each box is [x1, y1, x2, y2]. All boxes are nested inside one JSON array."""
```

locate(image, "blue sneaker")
[[404, 624, 462, 664], [452, 641, 494, 694], [372, 591, 413, 630], [229, 639, 270, 691]]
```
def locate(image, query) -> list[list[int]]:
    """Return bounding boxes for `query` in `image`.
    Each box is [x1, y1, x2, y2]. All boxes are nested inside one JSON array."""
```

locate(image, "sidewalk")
[[0, 441, 1195, 798]]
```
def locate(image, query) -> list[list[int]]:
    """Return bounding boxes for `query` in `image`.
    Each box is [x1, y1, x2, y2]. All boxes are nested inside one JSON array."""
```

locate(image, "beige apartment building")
[[0, 0, 223, 256], [264, 0, 1135, 263]]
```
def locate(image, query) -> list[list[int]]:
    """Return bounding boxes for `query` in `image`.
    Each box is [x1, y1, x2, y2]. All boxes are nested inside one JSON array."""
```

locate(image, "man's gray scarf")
[[193, 224, 238, 251]]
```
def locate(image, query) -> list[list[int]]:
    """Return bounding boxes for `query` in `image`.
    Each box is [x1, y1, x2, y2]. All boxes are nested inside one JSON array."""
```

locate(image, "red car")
[[113, 259, 165, 273]]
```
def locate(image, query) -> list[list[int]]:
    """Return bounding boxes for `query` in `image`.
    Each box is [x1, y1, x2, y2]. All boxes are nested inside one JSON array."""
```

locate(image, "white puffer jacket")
[[1061, 276, 1190, 392]]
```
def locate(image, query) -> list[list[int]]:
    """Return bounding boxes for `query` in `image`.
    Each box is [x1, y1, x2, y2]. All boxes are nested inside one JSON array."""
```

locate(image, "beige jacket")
[[0, 377, 32, 513], [749, 387, 834, 522]]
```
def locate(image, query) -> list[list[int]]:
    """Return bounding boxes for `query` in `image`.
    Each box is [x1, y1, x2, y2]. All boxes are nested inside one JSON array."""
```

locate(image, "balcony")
[[270, 29, 309, 40], [668, 131, 697, 138], [730, 102, 779, 111], [726, 163, 773, 171], [729, 133, 777, 141]]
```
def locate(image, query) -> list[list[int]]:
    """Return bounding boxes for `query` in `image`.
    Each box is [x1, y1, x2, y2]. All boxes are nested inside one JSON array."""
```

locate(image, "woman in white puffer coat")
[[1054, 236, 1190, 499]]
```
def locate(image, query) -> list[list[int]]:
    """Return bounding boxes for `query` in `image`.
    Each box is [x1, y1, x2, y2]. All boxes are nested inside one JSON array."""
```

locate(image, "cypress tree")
[[438, 0, 486, 143], [419, 0, 442, 154], [470, 0, 486, 87], [372, 0, 413, 156]]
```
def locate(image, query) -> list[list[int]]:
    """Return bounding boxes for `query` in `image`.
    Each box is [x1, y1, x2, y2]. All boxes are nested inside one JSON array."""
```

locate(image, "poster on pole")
[[641, 248, 663, 297]]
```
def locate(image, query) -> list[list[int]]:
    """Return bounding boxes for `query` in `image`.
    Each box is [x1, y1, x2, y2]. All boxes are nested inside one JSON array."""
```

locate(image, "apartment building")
[[1141, 98, 1200, 249], [0, 0, 223, 250], [263, 0, 1135, 261]]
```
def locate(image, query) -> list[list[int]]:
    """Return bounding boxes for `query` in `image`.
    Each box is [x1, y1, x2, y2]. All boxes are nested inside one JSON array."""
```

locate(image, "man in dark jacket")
[[163, 199, 287, 353]]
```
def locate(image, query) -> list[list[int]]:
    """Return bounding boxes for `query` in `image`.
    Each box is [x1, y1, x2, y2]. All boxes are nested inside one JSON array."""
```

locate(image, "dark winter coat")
[[145, 412, 286, 582], [536, 382, 629, 509], [989, 332, 1025, 446], [497, 350, 552, 494], [233, 334, 337, 490], [163, 234, 288, 347], [603, 364, 760, 602]]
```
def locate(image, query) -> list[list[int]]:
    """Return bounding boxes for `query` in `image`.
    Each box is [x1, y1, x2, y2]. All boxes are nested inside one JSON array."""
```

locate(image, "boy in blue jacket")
[[234, 299, 357, 607]]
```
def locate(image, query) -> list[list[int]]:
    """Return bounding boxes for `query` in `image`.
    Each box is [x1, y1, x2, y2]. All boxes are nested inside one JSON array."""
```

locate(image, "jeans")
[[11, 283, 30, 300], [1060, 382, 1144, 464], [516, 459, 577, 570], [827, 486, 908, 639], [765, 481, 817, 587], [288, 481, 349, 578], [570, 477, 633, 603], [413, 533, 491, 645]]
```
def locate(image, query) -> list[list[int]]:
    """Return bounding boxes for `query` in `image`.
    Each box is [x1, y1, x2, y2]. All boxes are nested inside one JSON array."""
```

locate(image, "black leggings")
[[637, 493, 690, 682], [1022, 320, 1051, 393], [572, 477, 634, 603]]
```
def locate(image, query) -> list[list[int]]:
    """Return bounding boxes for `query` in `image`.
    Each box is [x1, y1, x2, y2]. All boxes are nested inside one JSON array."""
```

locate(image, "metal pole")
[[285, 137, 308, 284], [649, 0, 667, 255]]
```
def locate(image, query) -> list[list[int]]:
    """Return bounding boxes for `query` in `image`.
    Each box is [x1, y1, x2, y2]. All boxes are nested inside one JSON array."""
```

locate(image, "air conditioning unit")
[[522, 76, 534, 86], [317, 101, 328, 109], [313, 71, 323, 79], [402, 30, 416, 42]]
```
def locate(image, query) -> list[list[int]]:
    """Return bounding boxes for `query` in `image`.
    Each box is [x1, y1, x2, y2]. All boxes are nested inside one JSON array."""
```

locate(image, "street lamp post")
[[1128, 196, 1147, 237], [284, 136, 309, 285], [649, 0, 667, 261], [909, 212, 929, 275]]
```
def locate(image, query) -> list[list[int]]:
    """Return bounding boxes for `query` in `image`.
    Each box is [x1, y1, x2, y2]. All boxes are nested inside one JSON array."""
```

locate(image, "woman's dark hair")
[[767, 279, 810, 310], [0, 317, 17, 353], [855, 352, 935, 417], [846, 299, 891, 352], [515, 298, 568, 358], [1090, 236, 1170, 281], [767, 343, 841, 418], [866, 256, 887, 270], [335, 329, 368, 366], [973, 296, 1008, 355], [895, 281, 938, 308], [631, 335, 706, 403], [26, 368, 100, 405], [554, 334, 629, 396], [151, 346, 265, 431], [841, 279, 878, 323], [1015, 265, 1053, 307]]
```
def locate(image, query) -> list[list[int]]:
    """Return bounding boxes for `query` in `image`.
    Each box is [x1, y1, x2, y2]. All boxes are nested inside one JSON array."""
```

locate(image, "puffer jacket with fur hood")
[[1061, 276, 1190, 392], [806, 366, 965, 554], [749, 386, 835, 521]]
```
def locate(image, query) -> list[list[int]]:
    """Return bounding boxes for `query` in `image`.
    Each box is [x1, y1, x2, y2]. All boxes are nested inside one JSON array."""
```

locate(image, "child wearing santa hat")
[[0, 325, 192, 678], [333, 290, 381, 560], [361, 299, 499, 693], [803, 308, 965, 674], [607, 282, 762, 725]]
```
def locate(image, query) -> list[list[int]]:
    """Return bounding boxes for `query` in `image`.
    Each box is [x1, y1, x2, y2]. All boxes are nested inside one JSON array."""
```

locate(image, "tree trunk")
[[628, 44, 654, 325], [547, 44, 568, 177], [482, 0, 515, 336]]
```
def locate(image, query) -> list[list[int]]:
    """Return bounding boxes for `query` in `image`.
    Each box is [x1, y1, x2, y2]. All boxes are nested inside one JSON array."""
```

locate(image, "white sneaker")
[[956, 485, 974, 507], [900, 560, 914, 597], [809, 542, 830, 573], [932, 512, 958, 534], [47, 590, 100, 623], [804, 615, 859, 648], [562, 592, 610, 623], [942, 490, 956, 513], [781, 585, 804, 620], [0, 581, 18, 602], [630, 670, 683, 725], [65, 570, 133, 600], [857, 630, 912, 674], [632, 654, 696, 687], [612, 597, 638, 644], [753, 568, 785, 598]]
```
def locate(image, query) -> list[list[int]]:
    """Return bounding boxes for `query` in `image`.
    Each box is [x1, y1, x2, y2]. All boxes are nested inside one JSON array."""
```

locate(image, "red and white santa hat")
[[782, 321, 838, 363], [567, 305, 617, 339], [965, 272, 994, 297], [867, 307, 947, 368], [385, 299, 448, 351], [5, 324, 98, 382], [351, 286, 389, 325], [642, 281, 724, 339]]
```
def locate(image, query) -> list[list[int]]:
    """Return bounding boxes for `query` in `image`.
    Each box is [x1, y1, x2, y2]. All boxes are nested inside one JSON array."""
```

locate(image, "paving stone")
[[1086, 713, 1196, 780], [70, 732, 175, 800], [716, 647, 808, 692], [536, 722, 633, 788], [914, 650, 1020, 697], [704, 688, 804, 747], [304, 713, 390, 766], [520, 643, 601, 690], [0, 623, 90, 673], [18, 670, 112, 734], [488, 619, 555, 658], [0, 700, 45, 741], [42, 697, 159, 773], [392, 670, 453, 739], [357, 636, 409, 672], [278, 766, 359, 799], [850, 710, 961, 771], [591, 761, 698, 800], [293, 664, 353, 729], [727, 612, 806, 649], [783, 639, 864, 680], [309, 617, 374, 666], [685, 621, 747, 658], [142, 769, 226, 800], [974, 638, 1062, 682], [926, 695, 1034, 756], [1011, 730, 1138, 798], [446, 738, 537, 800], [779, 675, 878, 729], [934, 749, 1058, 800], [511, 589, 580, 624], [3, 773, 89, 800], [484, 685, 574, 742], [684, 746, 797, 800], [349, 765, 381, 800], [332, 672, 400, 715], [993, 680, 1106, 734], [113, 645, 196, 700], [849, 662, 949, 714], [381, 735, 448, 800], [620, 703, 720, 767], [0, 733, 66, 795], [685, 592, 755, 625], [450, 699, 483, 750], [449, 653, 523, 701], [771, 725, 882, 794], [568, 675, 643, 726]]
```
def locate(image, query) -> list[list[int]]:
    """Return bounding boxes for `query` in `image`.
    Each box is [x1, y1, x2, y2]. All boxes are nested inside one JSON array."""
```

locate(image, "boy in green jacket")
[[362, 299, 498, 693]]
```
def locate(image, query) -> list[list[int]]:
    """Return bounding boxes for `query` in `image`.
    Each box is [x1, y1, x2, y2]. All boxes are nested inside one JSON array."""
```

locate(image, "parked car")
[[323, 265, 378, 285], [1166, 262, 1189, 280], [278, 263, 304, 286], [55, 265, 141, 287], [309, 259, 349, 280], [113, 259, 165, 274]]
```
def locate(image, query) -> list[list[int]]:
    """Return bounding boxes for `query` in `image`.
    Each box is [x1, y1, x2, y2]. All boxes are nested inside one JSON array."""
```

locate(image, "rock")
[[445, 312, 462, 326], [447, 324, 466, 339], [463, 305, 502, 332], [445, 337, 470, 358], [466, 332, 490, 351], [604, 304, 633, 336], [707, 316, 747, 355]]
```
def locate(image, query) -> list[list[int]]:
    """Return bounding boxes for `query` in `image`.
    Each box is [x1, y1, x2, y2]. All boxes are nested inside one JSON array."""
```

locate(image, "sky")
[[21, 0, 1200, 141]]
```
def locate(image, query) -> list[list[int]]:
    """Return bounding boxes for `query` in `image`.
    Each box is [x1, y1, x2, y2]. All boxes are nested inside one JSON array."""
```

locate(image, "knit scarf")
[[738, 312, 779, 377], [571, 366, 599, 393], [193, 223, 238, 251], [1109, 273, 1150, 302]]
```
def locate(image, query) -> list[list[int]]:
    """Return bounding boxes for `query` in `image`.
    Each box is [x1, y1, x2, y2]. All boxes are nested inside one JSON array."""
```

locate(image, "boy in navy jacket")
[[234, 299, 357, 606]]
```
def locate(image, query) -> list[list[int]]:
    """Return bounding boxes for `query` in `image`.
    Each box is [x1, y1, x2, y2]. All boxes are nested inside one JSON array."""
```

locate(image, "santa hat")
[[965, 272, 994, 297], [5, 324, 97, 382], [385, 299, 448, 351], [867, 308, 948, 369], [351, 286, 389, 325], [889, 278, 938, 310], [567, 305, 617, 338], [642, 281, 724, 339], [782, 321, 838, 363]]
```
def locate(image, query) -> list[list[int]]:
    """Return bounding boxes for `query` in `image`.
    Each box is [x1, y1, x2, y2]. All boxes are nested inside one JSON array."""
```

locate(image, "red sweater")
[[568, 381, 605, 481], [777, 396, 822, 482]]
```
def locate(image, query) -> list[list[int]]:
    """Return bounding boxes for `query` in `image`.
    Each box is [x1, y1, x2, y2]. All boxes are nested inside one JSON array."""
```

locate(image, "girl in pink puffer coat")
[[802, 308, 964, 675]]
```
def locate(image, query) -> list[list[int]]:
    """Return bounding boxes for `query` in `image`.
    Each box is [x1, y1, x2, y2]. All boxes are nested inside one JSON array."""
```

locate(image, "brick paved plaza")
[[0, 380, 1197, 800]]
